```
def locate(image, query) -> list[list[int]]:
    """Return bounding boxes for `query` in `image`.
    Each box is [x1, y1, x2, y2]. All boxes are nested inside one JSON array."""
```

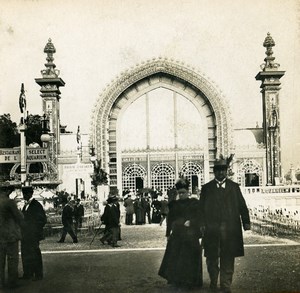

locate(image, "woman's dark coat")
[[200, 179, 250, 258], [158, 198, 203, 287]]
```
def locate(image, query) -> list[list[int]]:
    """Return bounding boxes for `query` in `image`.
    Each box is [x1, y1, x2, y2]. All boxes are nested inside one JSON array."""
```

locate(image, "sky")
[[0, 0, 299, 171]]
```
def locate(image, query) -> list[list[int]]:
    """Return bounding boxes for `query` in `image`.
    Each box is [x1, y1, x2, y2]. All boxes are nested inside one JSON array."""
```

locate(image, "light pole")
[[19, 83, 27, 186]]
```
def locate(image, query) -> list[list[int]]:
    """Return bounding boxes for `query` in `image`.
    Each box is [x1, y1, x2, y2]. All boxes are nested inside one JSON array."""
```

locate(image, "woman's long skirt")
[[158, 235, 203, 288]]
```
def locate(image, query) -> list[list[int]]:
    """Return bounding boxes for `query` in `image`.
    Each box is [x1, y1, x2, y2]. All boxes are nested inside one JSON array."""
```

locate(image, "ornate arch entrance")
[[90, 58, 232, 192]]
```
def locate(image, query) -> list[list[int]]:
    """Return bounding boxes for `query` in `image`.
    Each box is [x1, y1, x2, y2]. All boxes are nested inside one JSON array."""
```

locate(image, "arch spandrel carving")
[[90, 58, 233, 185]]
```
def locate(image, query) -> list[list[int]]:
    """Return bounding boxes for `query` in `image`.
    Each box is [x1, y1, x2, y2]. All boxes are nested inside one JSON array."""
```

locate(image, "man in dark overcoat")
[[200, 157, 251, 293], [74, 198, 84, 235], [0, 183, 23, 289], [100, 196, 121, 247], [58, 199, 78, 243], [124, 194, 134, 225], [133, 194, 145, 225], [21, 185, 47, 281]]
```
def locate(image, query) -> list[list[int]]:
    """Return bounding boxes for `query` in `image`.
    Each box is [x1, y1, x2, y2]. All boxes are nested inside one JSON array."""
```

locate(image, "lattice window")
[[237, 159, 263, 187], [181, 161, 204, 186], [151, 163, 175, 192], [122, 163, 146, 192]]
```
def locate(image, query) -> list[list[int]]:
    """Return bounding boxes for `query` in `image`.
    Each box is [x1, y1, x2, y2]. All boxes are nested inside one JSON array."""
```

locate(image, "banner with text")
[[0, 148, 49, 163]]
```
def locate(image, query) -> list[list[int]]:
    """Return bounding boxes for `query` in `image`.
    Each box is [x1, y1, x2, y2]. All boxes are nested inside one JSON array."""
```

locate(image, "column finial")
[[261, 33, 280, 71], [41, 38, 60, 78]]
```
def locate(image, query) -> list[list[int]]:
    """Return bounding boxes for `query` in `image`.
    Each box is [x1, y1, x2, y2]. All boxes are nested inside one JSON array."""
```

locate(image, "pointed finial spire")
[[44, 38, 56, 64], [41, 38, 60, 78], [261, 33, 280, 71]]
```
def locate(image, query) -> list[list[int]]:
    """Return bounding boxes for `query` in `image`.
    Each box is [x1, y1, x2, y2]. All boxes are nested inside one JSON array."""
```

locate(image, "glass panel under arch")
[[120, 87, 205, 150]]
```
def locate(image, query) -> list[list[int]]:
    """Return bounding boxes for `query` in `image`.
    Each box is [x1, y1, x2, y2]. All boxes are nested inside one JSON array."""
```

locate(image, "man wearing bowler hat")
[[200, 155, 251, 293], [20, 184, 47, 281]]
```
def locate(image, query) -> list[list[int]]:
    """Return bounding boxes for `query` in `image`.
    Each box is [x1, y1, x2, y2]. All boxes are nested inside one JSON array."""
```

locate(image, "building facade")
[[7, 34, 283, 195]]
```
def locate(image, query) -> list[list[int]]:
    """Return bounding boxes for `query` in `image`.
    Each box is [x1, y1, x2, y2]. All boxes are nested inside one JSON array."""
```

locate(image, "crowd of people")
[[122, 192, 170, 226], [0, 156, 253, 293]]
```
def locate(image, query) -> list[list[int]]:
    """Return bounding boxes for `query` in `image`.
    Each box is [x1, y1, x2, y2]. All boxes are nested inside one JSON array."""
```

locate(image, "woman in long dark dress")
[[158, 178, 203, 289]]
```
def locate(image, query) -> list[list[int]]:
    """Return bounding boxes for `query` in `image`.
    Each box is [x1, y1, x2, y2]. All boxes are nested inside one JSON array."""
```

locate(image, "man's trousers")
[[21, 239, 43, 279], [0, 241, 19, 287]]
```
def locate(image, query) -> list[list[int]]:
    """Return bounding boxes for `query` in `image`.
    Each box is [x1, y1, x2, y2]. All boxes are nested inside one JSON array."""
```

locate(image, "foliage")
[[26, 114, 43, 146], [0, 113, 43, 147], [0, 114, 19, 147], [0, 113, 43, 180], [90, 160, 108, 189]]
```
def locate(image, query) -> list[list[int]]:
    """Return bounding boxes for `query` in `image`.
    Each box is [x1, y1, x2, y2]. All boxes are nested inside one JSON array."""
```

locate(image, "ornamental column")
[[255, 33, 285, 185], [35, 39, 65, 179]]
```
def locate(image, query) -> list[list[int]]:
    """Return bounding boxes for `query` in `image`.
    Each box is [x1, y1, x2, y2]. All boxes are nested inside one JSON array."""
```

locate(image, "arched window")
[[151, 163, 175, 192], [122, 163, 147, 192], [180, 161, 204, 193], [237, 159, 263, 187]]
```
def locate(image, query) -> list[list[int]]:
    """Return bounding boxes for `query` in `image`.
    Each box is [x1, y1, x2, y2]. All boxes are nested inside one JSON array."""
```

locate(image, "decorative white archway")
[[90, 58, 232, 190]]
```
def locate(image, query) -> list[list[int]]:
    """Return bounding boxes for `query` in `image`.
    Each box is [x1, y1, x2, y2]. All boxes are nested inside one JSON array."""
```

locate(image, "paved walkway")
[[2, 226, 300, 293]]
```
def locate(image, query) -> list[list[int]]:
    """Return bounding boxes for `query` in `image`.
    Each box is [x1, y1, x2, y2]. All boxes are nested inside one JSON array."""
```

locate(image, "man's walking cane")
[[89, 223, 103, 247]]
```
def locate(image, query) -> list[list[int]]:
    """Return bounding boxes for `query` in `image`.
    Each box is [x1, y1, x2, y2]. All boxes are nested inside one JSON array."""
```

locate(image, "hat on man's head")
[[213, 154, 234, 170], [107, 194, 118, 203]]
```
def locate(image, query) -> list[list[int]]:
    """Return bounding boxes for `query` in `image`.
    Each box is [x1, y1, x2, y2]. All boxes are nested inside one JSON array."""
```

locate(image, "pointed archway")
[[90, 58, 232, 191]]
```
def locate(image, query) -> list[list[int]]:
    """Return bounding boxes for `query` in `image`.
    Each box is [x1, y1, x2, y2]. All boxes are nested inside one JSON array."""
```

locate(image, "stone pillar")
[[35, 39, 65, 180], [256, 33, 285, 185]]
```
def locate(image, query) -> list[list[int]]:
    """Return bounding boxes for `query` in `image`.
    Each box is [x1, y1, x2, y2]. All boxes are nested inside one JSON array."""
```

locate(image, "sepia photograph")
[[0, 0, 299, 292]]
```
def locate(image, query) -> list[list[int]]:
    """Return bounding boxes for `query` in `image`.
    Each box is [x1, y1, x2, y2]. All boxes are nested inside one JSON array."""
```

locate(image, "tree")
[[0, 114, 19, 147], [0, 113, 43, 148], [90, 160, 108, 191], [26, 114, 43, 146], [0, 114, 19, 180], [0, 113, 43, 180]]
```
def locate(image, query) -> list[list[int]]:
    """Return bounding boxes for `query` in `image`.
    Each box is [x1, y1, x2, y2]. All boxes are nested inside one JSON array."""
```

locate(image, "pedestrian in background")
[[124, 194, 134, 225], [0, 183, 23, 289], [58, 199, 78, 243], [74, 198, 84, 235], [158, 178, 203, 289], [100, 195, 121, 247], [144, 194, 152, 224], [159, 194, 169, 226], [133, 194, 145, 225], [200, 156, 251, 293], [151, 196, 161, 224], [21, 185, 47, 281]]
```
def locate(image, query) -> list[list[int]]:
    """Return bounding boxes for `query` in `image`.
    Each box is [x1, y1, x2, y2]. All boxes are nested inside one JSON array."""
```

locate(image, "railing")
[[249, 207, 300, 238], [243, 185, 300, 195]]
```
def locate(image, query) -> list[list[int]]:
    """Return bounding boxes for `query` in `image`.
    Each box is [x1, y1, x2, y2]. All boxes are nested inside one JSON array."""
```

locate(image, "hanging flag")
[[19, 83, 26, 114], [76, 126, 81, 144]]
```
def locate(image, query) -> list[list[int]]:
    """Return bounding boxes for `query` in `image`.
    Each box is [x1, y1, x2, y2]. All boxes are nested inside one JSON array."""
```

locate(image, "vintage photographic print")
[[0, 1, 299, 292]]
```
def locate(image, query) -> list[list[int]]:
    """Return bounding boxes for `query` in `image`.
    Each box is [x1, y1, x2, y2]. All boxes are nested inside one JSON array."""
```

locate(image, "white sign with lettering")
[[0, 148, 49, 163]]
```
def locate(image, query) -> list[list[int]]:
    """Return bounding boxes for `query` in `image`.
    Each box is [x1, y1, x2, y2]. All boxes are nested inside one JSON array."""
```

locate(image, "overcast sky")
[[0, 0, 299, 170]]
